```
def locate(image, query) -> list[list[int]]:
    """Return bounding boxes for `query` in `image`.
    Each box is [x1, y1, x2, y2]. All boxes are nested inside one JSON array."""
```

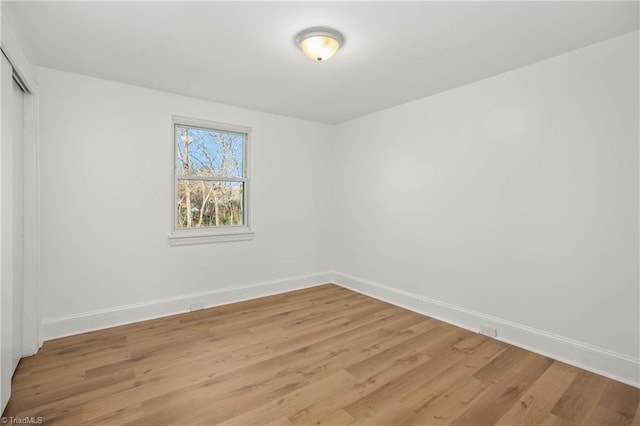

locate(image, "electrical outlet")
[[479, 324, 497, 338], [190, 301, 205, 312]]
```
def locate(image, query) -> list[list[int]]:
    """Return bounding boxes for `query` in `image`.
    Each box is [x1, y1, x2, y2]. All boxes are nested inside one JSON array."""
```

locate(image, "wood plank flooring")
[[4, 284, 639, 425]]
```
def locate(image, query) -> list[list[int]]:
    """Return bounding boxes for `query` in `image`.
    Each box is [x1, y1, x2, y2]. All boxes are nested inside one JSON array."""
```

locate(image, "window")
[[169, 116, 253, 246]]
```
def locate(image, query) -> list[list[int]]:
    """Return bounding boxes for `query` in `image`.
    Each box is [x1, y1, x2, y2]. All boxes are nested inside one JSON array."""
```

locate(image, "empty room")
[[0, 1, 638, 424]]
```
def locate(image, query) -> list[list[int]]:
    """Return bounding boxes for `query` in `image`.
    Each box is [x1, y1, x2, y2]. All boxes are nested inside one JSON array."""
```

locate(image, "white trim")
[[0, 13, 37, 95], [170, 116, 253, 245], [177, 176, 245, 182], [333, 272, 640, 388], [21, 85, 40, 355], [41, 272, 333, 341], [168, 227, 255, 246]]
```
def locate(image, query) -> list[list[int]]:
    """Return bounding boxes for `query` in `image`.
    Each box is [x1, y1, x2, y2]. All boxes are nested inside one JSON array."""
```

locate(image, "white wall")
[[333, 32, 639, 378], [37, 32, 638, 385], [38, 68, 333, 335]]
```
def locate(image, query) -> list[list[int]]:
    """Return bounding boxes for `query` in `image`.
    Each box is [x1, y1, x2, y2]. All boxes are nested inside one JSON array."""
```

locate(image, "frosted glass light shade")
[[295, 28, 344, 62]]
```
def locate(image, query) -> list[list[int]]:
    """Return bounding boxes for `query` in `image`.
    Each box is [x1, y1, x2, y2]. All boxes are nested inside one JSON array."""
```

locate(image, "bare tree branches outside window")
[[175, 125, 245, 228]]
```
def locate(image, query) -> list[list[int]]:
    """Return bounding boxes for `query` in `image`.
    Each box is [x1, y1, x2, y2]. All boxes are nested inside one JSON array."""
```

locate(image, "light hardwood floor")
[[4, 284, 639, 425]]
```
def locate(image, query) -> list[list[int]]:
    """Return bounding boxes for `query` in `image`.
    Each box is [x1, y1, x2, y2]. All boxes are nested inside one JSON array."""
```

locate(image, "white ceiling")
[[6, 1, 639, 124]]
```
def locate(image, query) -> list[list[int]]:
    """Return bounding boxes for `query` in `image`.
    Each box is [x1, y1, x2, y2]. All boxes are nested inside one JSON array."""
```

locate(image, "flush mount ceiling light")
[[295, 27, 345, 62]]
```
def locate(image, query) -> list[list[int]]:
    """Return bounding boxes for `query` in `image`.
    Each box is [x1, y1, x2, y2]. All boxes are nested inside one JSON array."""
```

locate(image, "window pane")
[[176, 126, 244, 178], [176, 180, 244, 228]]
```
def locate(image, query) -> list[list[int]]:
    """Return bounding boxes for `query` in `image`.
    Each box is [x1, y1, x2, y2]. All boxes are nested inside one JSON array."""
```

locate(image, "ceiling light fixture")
[[295, 27, 345, 62]]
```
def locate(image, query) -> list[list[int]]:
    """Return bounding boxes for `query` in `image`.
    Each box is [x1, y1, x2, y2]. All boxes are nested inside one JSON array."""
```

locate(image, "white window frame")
[[168, 116, 254, 246]]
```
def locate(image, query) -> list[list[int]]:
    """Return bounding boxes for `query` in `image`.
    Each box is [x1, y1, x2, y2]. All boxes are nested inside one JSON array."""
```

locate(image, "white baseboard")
[[42, 272, 334, 341], [333, 271, 640, 388]]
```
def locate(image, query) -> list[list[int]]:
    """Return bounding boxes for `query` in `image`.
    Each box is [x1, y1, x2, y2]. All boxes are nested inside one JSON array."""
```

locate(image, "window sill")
[[168, 227, 255, 246]]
